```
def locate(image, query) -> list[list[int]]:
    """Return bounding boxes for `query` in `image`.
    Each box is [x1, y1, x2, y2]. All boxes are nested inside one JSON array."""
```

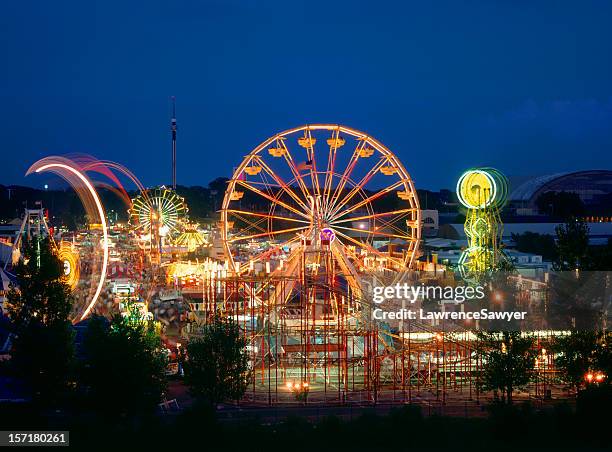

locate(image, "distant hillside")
[[0, 183, 458, 229]]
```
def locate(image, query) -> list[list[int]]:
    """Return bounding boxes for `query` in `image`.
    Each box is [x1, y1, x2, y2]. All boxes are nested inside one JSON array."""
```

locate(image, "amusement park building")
[[421, 209, 439, 237], [509, 170, 612, 214]]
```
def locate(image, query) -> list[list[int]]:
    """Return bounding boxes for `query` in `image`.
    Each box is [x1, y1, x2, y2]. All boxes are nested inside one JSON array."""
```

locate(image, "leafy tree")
[[184, 315, 250, 406], [548, 270, 605, 330], [80, 303, 168, 415], [553, 331, 599, 392], [5, 238, 74, 404], [477, 331, 536, 404], [554, 219, 589, 270]]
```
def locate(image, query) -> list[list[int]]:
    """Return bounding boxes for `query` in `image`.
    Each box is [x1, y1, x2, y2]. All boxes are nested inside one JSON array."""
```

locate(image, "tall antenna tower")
[[171, 96, 177, 190]]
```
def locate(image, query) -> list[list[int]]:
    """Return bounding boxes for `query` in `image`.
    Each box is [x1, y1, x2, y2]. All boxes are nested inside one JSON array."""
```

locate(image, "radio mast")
[[171, 96, 177, 190]]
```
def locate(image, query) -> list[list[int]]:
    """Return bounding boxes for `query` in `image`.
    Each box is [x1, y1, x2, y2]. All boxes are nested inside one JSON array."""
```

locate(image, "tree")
[[184, 315, 250, 406], [553, 331, 599, 392], [548, 270, 604, 330], [477, 331, 536, 404], [5, 238, 74, 404], [80, 303, 168, 415], [554, 219, 589, 270]]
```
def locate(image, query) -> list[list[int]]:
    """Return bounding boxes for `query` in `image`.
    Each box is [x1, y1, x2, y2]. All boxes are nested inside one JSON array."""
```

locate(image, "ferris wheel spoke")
[[235, 180, 311, 220], [322, 129, 340, 213], [328, 156, 391, 219], [225, 209, 311, 225], [227, 225, 309, 243], [331, 208, 418, 225], [303, 129, 322, 200], [374, 210, 419, 236], [333, 229, 405, 266], [328, 139, 367, 211], [332, 224, 409, 241], [278, 139, 313, 204], [254, 157, 312, 214], [329, 180, 405, 222], [375, 217, 412, 237], [230, 212, 268, 234], [256, 167, 278, 204]]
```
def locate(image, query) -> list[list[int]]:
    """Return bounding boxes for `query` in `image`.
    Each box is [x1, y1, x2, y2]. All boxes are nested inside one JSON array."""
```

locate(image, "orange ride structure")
[[187, 125, 547, 405]]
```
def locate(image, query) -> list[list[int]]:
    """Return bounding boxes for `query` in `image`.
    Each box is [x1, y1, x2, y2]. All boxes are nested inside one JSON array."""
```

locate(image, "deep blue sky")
[[1, 0, 612, 190]]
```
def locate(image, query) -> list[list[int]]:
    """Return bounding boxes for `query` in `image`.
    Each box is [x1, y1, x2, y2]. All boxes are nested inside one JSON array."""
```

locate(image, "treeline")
[[1, 183, 460, 226], [0, 181, 229, 225], [535, 191, 612, 220], [511, 219, 612, 269]]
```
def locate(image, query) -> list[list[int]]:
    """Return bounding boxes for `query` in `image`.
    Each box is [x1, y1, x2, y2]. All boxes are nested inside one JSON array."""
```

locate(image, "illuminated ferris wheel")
[[221, 124, 421, 290], [129, 187, 188, 239]]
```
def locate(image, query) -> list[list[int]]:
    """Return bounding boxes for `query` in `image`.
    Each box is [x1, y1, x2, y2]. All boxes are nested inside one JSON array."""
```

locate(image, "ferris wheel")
[[221, 124, 421, 291], [129, 187, 188, 239]]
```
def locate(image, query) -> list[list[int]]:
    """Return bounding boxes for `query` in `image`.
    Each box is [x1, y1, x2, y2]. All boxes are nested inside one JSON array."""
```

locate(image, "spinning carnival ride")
[[24, 156, 112, 321], [456, 168, 508, 275]]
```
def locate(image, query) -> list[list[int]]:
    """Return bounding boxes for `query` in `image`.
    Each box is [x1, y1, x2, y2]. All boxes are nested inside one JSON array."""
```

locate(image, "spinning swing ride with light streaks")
[[26, 156, 110, 321]]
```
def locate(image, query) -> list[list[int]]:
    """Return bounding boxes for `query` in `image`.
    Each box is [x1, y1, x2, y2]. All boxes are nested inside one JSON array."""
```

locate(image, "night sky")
[[1, 1, 612, 191]]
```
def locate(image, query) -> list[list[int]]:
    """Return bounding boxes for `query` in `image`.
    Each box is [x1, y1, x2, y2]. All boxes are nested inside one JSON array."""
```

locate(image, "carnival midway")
[[1, 123, 600, 408]]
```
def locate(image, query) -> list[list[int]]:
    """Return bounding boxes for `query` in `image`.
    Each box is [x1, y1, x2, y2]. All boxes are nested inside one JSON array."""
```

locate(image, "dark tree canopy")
[[5, 238, 75, 404], [553, 331, 600, 391], [184, 315, 250, 406], [554, 219, 589, 271], [80, 304, 168, 415], [477, 331, 536, 404]]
